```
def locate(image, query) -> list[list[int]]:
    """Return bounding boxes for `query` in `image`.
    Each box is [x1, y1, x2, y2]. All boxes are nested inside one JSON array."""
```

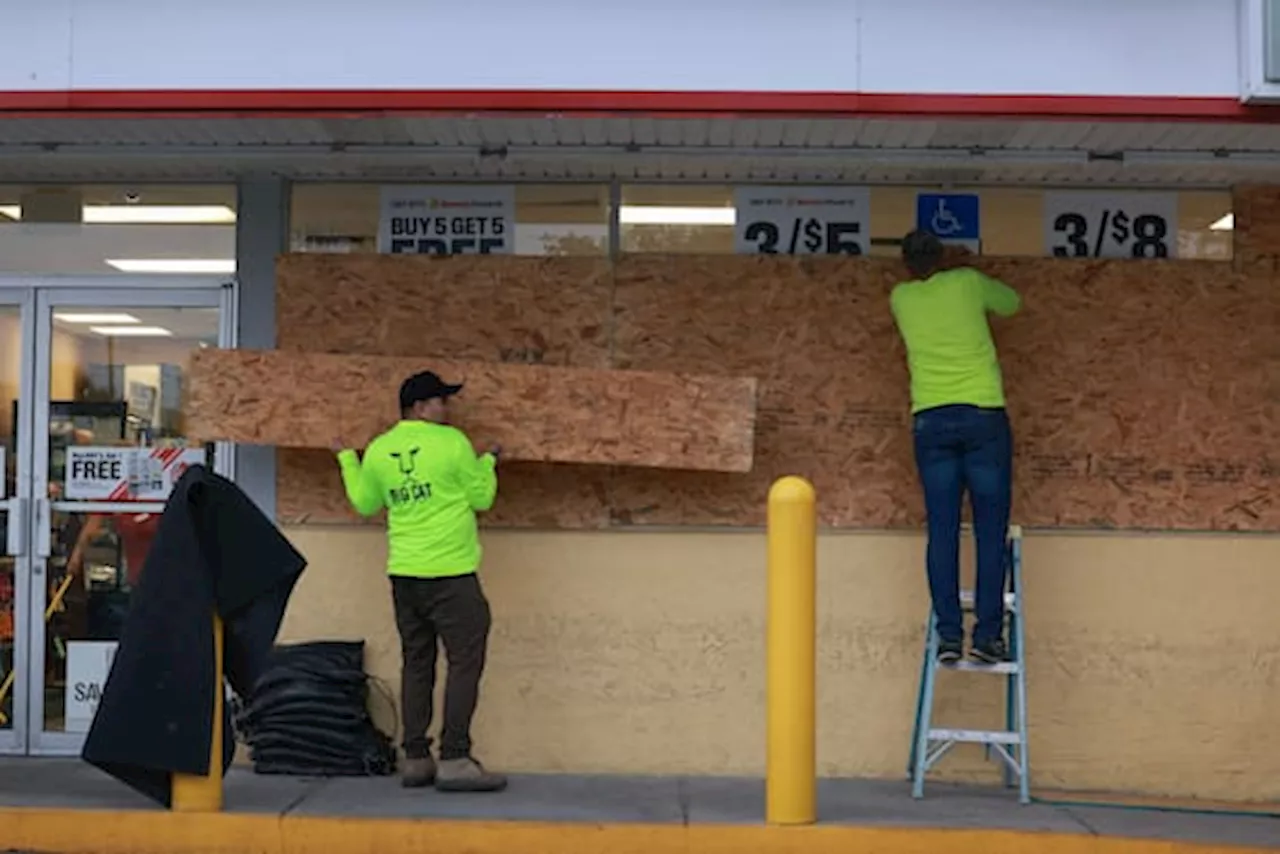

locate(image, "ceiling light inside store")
[[105, 258, 235, 274], [89, 325, 173, 337], [54, 313, 141, 324], [619, 206, 736, 226], [1209, 214, 1234, 231], [0, 205, 236, 224]]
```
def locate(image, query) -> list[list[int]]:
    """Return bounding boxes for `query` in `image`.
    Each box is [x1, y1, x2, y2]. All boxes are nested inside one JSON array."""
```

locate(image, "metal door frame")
[[0, 286, 35, 754], [0, 275, 237, 755]]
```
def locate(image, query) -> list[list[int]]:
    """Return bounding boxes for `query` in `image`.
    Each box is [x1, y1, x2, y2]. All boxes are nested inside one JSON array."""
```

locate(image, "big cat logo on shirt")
[[387, 446, 433, 506], [391, 447, 420, 475]]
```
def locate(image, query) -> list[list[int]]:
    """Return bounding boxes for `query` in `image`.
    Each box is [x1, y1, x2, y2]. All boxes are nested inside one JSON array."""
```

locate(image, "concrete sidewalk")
[[0, 759, 1276, 852]]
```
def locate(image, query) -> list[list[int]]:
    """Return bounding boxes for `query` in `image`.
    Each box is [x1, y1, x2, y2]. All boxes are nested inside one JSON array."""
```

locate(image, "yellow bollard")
[[171, 613, 224, 811], [765, 476, 817, 826]]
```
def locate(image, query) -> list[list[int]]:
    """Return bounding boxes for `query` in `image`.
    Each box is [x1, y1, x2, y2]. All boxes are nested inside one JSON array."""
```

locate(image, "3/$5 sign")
[[733, 186, 871, 255], [378, 185, 514, 255]]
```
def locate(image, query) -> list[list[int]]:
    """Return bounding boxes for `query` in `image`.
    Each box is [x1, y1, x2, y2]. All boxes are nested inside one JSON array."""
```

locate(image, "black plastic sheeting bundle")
[[233, 640, 398, 777]]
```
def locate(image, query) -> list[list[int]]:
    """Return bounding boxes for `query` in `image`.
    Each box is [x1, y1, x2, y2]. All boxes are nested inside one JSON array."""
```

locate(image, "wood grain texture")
[[187, 348, 758, 472], [1232, 185, 1280, 274], [266, 251, 1280, 532], [275, 253, 616, 526], [276, 253, 613, 367], [611, 255, 1280, 531]]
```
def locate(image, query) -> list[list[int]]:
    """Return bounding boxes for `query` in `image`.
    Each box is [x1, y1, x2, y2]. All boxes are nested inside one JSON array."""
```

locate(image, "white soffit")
[[0, 116, 1276, 185]]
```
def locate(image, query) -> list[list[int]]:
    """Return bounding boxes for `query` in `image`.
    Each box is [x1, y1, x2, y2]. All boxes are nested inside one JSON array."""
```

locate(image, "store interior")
[[0, 300, 218, 733]]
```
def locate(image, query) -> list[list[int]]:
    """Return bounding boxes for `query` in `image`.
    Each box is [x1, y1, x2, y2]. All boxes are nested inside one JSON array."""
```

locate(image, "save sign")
[[65, 640, 118, 733]]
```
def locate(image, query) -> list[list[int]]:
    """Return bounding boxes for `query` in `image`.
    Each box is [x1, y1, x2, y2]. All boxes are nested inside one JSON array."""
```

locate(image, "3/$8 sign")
[[1043, 191, 1177, 259]]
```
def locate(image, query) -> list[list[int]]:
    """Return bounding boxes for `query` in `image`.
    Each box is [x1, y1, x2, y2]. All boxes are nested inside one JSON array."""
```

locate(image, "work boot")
[[401, 756, 437, 788], [937, 638, 963, 666], [970, 637, 1010, 665], [435, 756, 508, 793]]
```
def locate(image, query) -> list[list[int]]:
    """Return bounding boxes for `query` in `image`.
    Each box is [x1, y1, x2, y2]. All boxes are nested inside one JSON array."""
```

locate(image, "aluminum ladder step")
[[943, 661, 1019, 675], [908, 525, 1031, 805], [928, 728, 1021, 746], [959, 590, 1017, 611]]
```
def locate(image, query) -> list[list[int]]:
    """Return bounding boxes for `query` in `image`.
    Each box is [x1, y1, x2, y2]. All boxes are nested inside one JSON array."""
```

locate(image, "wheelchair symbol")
[[930, 199, 963, 237]]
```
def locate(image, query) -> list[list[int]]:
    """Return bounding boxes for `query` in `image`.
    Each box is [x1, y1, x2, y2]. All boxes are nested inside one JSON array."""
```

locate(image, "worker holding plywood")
[[889, 230, 1022, 667], [332, 370, 507, 794]]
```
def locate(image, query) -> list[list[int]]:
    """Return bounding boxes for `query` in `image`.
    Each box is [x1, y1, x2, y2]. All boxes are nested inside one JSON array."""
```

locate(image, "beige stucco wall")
[[277, 525, 1280, 802]]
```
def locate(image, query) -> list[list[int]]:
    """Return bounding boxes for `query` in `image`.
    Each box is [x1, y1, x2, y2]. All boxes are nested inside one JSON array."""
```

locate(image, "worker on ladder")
[[889, 230, 1022, 665]]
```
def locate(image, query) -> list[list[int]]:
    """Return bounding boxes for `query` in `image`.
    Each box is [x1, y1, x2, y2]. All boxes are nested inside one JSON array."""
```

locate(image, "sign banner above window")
[[1042, 191, 1179, 259], [378, 185, 515, 255], [733, 186, 871, 256]]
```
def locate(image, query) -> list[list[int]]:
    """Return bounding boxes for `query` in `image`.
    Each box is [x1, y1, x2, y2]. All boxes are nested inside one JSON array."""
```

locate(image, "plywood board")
[[276, 254, 613, 368], [274, 254, 618, 527], [610, 256, 914, 528], [270, 252, 1280, 532], [1233, 185, 1280, 273], [187, 348, 758, 473], [611, 255, 1280, 531]]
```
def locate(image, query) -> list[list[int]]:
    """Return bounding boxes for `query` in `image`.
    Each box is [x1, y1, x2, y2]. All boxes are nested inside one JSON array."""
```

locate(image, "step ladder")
[[907, 524, 1029, 804]]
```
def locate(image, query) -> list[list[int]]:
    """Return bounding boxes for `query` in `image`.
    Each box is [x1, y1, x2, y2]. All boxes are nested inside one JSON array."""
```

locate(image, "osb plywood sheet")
[[276, 449, 609, 528], [610, 256, 914, 528], [272, 252, 1280, 532], [1232, 185, 1280, 273], [610, 256, 1280, 531], [187, 348, 758, 472], [276, 254, 612, 367], [275, 253, 616, 528]]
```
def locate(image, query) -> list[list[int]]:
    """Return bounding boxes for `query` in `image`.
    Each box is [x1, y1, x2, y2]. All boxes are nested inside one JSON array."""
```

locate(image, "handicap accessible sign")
[[916, 193, 981, 253]]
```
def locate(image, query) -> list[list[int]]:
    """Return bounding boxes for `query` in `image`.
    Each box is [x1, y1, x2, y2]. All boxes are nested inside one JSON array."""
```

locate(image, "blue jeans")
[[912, 405, 1013, 645]]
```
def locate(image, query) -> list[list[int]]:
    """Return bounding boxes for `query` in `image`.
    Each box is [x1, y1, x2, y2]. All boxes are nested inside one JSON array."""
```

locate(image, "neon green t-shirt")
[[889, 267, 1022, 414], [336, 421, 498, 578]]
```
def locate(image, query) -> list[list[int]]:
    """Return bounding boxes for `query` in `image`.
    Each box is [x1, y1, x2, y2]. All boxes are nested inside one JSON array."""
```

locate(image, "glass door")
[[0, 288, 34, 754], [26, 282, 234, 754]]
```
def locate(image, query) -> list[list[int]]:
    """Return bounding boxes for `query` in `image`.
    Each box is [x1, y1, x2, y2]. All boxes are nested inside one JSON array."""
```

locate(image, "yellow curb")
[[1036, 790, 1280, 817], [0, 808, 1275, 854]]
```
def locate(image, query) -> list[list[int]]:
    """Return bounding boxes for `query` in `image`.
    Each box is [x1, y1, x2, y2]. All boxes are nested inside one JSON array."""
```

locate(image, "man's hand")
[[487, 443, 502, 460], [330, 437, 347, 454]]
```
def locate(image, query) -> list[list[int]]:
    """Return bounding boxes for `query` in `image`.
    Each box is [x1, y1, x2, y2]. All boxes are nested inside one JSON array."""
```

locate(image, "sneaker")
[[401, 756, 436, 788], [970, 638, 1010, 665], [435, 756, 508, 793], [937, 638, 963, 666]]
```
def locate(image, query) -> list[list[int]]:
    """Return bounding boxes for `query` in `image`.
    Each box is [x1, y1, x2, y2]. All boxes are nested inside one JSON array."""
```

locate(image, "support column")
[[233, 177, 289, 519]]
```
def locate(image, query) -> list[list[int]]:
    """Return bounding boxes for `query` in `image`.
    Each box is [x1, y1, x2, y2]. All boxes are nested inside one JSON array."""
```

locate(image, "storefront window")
[[619, 185, 735, 254], [0, 184, 237, 274], [44, 304, 220, 733], [294, 180, 1233, 261], [290, 183, 610, 256]]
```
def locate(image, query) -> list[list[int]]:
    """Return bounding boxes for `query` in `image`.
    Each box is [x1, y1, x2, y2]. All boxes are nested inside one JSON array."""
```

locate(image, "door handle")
[[33, 497, 50, 559], [4, 498, 27, 557]]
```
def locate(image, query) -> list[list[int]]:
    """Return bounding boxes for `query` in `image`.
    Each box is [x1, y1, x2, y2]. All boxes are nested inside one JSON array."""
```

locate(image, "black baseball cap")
[[399, 370, 463, 410], [902, 228, 943, 261]]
